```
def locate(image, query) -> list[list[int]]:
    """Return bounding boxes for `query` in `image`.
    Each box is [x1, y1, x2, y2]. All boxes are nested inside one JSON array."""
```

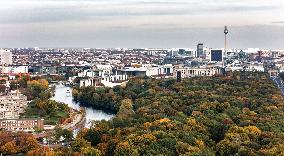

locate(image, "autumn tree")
[[117, 98, 134, 120]]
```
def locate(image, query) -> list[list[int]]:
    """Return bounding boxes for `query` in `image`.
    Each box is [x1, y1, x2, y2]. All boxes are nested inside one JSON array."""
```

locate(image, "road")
[[271, 76, 284, 95]]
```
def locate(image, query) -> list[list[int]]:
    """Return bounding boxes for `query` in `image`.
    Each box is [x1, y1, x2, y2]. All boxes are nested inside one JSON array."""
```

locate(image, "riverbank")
[[59, 108, 86, 130], [72, 86, 120, 113], [51, 84, 115, 128]]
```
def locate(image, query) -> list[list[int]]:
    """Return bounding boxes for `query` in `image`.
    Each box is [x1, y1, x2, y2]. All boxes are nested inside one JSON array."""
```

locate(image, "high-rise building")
[[0, 49, 12, 65], [211, 50, 223, 62], [196, 43, 204, 57]]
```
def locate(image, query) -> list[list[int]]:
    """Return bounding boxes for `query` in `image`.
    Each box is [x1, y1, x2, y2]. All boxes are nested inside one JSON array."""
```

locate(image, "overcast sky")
[[0, 0, 283, 49]]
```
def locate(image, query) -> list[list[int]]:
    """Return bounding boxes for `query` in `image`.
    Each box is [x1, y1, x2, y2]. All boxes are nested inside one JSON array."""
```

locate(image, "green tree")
[[117, 99, 134, 119]]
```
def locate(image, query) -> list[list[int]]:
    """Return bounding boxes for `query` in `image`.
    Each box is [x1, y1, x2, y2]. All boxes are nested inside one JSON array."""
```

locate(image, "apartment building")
[[0, 118, 44, 131], [0, 92, 28, 119], [0, 49, 12, 65]]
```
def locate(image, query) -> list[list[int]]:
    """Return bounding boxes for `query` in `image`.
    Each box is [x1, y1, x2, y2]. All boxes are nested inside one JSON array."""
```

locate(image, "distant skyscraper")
[[211, 50, 223, 62], [0, 49, 12, 65], [168, 50, 178, 57], [197, 43, 204, 57]]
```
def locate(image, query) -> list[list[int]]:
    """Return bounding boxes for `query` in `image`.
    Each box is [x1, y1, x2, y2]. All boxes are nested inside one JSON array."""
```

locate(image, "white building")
[[79, 74, 128, 88], [246, 62, 265, 72], [94, 64, 113, 75], [0, 92, 28, 119], [173, 65, 221, 78], [119, 64, 174, 78], [0, 49, 12, 65], [0, 66, 29, 74], [78, 69, 99, 78]]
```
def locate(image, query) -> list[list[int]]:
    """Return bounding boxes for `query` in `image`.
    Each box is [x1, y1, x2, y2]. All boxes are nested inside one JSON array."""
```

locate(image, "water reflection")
[[51, 85, 115, 127]]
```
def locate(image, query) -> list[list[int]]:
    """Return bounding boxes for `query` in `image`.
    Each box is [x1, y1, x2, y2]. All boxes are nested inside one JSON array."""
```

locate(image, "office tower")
[[211, 50, 223, 62], [197, 43, 204, 57]]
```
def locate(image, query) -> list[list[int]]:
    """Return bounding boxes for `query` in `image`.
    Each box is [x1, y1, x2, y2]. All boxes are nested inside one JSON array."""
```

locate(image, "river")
[[51, 84, 115, 127]]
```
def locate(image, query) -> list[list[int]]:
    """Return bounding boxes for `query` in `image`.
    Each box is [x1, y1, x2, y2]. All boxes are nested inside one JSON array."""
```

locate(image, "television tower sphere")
[[224, 26, 229, 35]]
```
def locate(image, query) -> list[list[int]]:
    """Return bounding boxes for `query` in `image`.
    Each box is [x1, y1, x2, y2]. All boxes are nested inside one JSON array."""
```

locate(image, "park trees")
[[25, 79, 49, 100], [72, 72, 284, 155], [0, 131, 39, 155]]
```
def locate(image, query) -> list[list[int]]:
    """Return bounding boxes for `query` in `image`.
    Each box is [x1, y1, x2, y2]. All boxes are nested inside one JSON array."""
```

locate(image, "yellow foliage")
[[37, 79, 49, 88], [0, 141, 18, 154], [143, 122, 152, 129], [244, 126, 261, 136], [114, 141, 139, 156], [267, 105, 278, 111], [191, 111, 202, 116], [187, 145, 201, 154], [242, 108, 250, 113], [158, 118, 171, 123], [225, 133, 241, 141], [259, 144, 284, 155], [195, 139, 205, 149], [117, 141, 130, 149], [141, 133, 157, 142], [28, 79, 49, 89], [27, 146, 55, 156], [186, 118, 197, 126], [167, 123, 175, 129], [242, 108, 257, 116], [117, 99, 134, 119]]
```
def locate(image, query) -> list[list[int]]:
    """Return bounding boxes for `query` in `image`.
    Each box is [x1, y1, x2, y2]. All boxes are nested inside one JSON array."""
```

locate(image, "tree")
[[0, 141, 18, 155], [71, 138, 91, 152], [72, 72, 284, 155], [25, 79, 49, 100], [27, 146, 55, 156], [117, 99, 134, 119], [55, 127, 73, 143], [0, 85, 6, 92], [81, 147, 102, 156], [17, 132, 39, 153], [0, 131, 39, 155]]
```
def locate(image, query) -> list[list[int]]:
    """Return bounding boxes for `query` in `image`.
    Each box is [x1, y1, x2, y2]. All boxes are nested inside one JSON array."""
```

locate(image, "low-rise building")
[[173, 65, 221, 78], [0, 118, 44, 131], [79, 74, 128, 88], [117, 64, 173, 78], [0, 66, 29, 74]]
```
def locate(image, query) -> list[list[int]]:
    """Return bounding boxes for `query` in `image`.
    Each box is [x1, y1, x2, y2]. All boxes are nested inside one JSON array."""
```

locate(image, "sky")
[[0, 0, 284, 49]]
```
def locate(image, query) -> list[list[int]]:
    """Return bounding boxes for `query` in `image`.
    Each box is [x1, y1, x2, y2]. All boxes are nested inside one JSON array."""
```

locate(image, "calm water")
[[51, 85, 115, 127]]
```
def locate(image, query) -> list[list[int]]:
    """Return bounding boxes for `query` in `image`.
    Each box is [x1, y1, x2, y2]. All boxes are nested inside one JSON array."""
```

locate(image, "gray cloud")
[[0, 0, 283, 48], [0, 4, 280, 24], [0, 0, 282, 24], [0, 24, 283, 49], [272, 21, 284, 24]]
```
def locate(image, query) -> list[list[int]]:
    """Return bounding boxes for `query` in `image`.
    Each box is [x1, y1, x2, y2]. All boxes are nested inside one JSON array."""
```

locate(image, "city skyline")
[[0, 0, 284, 49]]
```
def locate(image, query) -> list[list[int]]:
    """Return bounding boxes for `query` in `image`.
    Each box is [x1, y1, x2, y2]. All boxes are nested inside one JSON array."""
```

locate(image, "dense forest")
[[71, 72, 284, 156]]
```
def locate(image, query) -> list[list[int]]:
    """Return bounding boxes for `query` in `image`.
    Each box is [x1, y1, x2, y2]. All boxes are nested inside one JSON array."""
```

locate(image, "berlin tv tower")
[[224, 26, 229, 54], [223, 26, 229, 68]]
